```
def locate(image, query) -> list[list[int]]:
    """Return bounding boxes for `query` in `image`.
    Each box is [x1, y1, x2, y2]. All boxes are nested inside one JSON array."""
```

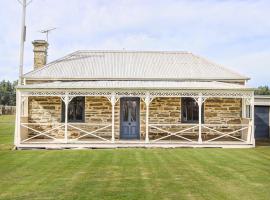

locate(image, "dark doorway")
[[255, 106, 270, 138]]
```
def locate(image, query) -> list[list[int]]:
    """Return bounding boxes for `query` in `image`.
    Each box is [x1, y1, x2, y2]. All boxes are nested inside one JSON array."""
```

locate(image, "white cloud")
[[0, 0, 270, 86]]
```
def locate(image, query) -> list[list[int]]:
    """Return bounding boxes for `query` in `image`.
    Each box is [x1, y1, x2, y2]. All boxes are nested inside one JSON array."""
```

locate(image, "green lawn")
[[0, 115, 270, 200]]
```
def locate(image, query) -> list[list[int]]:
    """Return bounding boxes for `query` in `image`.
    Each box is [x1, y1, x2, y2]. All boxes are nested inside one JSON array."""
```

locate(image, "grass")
[[0, 115, 270, 199], [0, 115, 14, 150]]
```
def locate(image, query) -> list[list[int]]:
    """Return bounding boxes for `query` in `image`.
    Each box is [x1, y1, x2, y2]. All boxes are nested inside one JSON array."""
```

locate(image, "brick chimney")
[[32, 40, 49, 70]]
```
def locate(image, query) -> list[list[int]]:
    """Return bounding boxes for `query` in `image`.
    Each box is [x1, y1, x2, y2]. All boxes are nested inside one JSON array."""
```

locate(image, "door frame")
[[120, 97, 140, 139]]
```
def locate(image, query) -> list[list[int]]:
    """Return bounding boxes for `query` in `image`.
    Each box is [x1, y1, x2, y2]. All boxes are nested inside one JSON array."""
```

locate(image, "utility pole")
[[18, 0, 33, 86]]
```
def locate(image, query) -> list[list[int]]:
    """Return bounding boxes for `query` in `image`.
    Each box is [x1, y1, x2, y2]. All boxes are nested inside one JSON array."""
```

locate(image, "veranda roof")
[[23, 50, 249, 81], [17, 81, 253, 90]]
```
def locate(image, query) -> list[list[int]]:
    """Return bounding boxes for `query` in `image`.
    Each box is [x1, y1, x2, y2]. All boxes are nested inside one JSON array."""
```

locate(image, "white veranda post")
[[110, 94, 116, 143], [64, 95, 69, 143], [198, 95, 203, 143], [251, 95, 255, 146], [195, 94, 206, 144], [144, 93, 151, 143], [61, 94, 73, 143]]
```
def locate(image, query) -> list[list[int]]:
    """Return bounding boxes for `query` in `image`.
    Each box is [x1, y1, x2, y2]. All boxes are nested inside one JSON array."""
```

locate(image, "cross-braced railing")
[[149, 124, 199, 143], [67, 123, 112, 142], [202, 123, 251, 143], [20, 123, 64, 143], [20, 122, 113, 143], [147, 120, 252, 144]]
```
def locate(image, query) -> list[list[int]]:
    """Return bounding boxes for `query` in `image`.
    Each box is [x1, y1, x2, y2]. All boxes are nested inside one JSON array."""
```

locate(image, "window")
[[61, 97, 85, 122], [181, 97, 204, 123]]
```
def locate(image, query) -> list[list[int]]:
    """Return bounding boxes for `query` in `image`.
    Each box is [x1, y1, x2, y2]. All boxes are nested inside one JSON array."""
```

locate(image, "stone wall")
[[204, 98, 242, 124], [149, 97, 181, 124], [28, 96, 61, 123], [26, 96, 243, 140], [28, 96, 63, 139]]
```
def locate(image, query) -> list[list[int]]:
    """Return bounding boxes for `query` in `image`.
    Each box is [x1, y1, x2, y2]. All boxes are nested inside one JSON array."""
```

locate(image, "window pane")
[[68, 101, 75, 121], [75, 100, 84, 120], [182, 98, 201, 123], [130, 101, 137, 122], [62, 97, 85, 122], [187, 101, 193, 121], [123, 101, 129, 122], [193, 101, 199, 121]]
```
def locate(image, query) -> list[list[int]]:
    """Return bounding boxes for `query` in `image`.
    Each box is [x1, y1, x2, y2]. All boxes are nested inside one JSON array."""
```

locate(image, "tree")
[[255, 86, 270, 95], [0, 80, 17, 106]]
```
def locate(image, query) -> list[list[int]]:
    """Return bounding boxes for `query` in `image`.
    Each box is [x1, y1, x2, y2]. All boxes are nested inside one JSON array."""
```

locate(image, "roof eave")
[[23, 77, 250, 81], [17, 85, 255, 91]]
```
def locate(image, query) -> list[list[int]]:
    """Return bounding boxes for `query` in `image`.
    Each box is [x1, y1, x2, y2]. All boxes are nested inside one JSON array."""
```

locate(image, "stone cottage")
[[15, 40, 255, 149]]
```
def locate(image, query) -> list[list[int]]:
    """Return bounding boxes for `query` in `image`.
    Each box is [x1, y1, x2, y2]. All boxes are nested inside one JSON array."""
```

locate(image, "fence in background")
[[0, 105, 16, 115]]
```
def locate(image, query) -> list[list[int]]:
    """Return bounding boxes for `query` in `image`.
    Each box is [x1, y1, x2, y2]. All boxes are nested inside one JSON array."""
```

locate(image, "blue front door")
[[120, 97, 140, 139]]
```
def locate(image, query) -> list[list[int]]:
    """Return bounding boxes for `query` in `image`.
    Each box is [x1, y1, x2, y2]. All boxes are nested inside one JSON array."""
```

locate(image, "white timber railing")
[[149, 124, 199, 143], [20, 122, 64, 143], [201, 122, 252, 143], [20, 122, 112, 143], [67, 123, 112, 142], [147, 121, 251, 143]]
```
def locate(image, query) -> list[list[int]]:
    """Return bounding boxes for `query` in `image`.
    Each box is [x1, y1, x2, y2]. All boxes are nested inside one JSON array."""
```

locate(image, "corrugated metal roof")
[[17, 81, 252, 90], [23, 50, 249, 80]]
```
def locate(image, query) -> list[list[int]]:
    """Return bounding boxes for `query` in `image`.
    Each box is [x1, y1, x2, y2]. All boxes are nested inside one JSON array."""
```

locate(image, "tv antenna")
[[39, 27, 57, 43]]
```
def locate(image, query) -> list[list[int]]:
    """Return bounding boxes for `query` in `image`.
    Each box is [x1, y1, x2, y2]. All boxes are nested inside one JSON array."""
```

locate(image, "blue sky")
[[0, 0, 269, 87]]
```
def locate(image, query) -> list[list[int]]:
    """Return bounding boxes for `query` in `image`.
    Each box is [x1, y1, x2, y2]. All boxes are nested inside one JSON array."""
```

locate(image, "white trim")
[[19, 88, 254, 99], [16, 142, 254, 149], [68, 124, 111, 142], [242, 98, 246, 118], [203, 125, 248, 142], [251, 95, 255, 146], [110, 93, 116, 143], [143, 93, 151, 143], [21, 124, 61, 142], [150, 125, 198, 142]]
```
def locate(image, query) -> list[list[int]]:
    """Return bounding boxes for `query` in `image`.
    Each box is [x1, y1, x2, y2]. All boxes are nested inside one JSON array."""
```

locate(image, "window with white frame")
[[181, 97, 204, 123], [61, 97, 85, 122]]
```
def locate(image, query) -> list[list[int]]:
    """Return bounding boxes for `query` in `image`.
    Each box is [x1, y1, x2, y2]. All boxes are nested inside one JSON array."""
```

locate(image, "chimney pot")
[[32, 40, 49, 70]]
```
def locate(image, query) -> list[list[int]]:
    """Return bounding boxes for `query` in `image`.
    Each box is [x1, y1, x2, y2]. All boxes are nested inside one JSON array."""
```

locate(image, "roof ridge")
[[75, 50, 191, 54]]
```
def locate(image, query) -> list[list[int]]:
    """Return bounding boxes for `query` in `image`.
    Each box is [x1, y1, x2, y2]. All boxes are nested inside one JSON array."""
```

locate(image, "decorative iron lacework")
[[149, 91, 199, 97], [115, 90, 146, 97], [22, 91, 67, 96], [20, 89, 253, 98], [68, 90, 112, 96], [201, 90, 253, 98]]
